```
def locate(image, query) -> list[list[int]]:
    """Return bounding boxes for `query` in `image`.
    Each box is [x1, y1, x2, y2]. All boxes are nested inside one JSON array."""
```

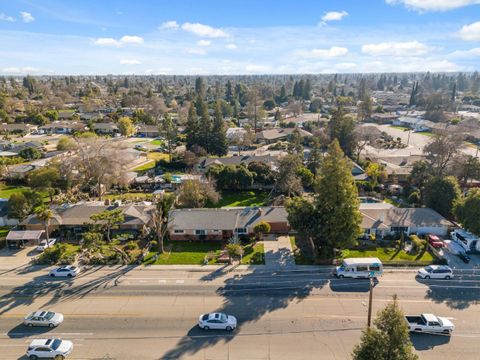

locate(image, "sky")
[[0, 0, 479, 75]]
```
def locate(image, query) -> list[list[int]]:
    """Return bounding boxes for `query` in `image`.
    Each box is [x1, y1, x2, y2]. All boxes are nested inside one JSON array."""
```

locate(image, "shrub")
[[409, 235, 425, 253], [124, 241, 139, 251]]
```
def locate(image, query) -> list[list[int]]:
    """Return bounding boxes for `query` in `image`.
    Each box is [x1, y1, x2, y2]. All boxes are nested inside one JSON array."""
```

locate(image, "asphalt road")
[[1, 266, 480, 359]]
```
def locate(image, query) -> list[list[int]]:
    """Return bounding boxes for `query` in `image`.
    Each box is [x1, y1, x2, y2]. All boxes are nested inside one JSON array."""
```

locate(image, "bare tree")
[[355, 125, 382, 161], [424, 132, 464, 176]]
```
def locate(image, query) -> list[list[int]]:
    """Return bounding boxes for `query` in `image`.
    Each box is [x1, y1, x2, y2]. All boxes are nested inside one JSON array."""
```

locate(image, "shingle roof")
[[256, 128, 313, 141], [6, 230, 44, 241]]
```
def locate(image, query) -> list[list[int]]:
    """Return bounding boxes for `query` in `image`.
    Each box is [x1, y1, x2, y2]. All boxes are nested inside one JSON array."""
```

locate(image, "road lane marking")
[[159, 280, 166, 284], [175, 280, 185, 284]]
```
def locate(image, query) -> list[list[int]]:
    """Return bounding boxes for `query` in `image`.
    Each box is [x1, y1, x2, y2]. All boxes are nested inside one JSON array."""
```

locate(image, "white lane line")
[[159, 280, 166, 284], [175, 280, 185, 284]]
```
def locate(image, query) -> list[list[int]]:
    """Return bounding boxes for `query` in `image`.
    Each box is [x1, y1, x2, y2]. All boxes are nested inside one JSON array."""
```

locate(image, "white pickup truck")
[[405, 313, 454, 335]]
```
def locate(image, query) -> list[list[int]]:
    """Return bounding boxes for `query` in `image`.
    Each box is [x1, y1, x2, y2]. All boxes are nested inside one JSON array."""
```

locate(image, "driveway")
[[0, 246, 37, 270], [263, 236, 296, 269]]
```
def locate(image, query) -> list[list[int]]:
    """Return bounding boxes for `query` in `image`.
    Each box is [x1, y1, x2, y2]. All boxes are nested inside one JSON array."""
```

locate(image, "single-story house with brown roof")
[[255, 128, 313, 144]]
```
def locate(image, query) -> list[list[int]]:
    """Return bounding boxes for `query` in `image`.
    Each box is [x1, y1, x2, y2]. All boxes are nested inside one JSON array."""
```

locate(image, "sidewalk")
[[262, 235, 297, 270]]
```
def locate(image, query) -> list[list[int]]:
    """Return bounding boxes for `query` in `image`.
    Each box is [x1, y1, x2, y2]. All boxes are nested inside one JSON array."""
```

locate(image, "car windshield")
[[424, 266, 433, 273], [220, 313, 227, 322], [202, 314, 209, 321], [45, 312, 55, 320], [51, 339, 62, 350]]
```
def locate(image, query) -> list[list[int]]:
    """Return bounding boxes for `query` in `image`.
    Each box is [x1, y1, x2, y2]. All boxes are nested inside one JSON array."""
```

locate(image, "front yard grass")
[[241, 242, 265, 265], [0, 183, 31, 198], [150, 139, 164, 146], [143, 241, 223, 265], [147, 152, 169, 161], [133, 160, 156, 173], [210, 191, 269, 208], [338, 247, 434, 265]]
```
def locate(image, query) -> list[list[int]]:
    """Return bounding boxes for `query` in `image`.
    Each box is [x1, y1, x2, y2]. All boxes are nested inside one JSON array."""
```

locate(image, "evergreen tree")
[[197, 96, 212, 153], [422, 176, 461, 218], [225, 80, 234, 102], [279, 85, 287, 102], [352, 296, 418, 360], [195, 77, 205, 98], [185, 101, 199, 150], [210, 101, 228, 156], [302, 79, 311, 100], [328, 106, 357, 157]]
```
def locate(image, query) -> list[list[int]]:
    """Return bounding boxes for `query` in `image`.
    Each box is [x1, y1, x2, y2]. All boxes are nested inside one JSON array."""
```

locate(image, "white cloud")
[[197, 40, 211, 46], [335, 62, 357, 70], [181, 22, 228, 38], [0, 13, 15, 22], [361, 41, 432, 56], [458, 22, 480, 41], [93, 38, 122, 47], [297, 46, 349, 58], [321, 11, 348, 23], [225, 43, 237, 49], [449, 48, 480, 58], [93, 35, 144, 47], [159, 20, 179, 30], [20, 12, 34, 23], [186, 48, 207, 55], [120, 59, 141, 65], [386, 0, 480, 11], [2, 66, 39, 74], [245, 64, 271, 73], [120, 35, 144, 45]]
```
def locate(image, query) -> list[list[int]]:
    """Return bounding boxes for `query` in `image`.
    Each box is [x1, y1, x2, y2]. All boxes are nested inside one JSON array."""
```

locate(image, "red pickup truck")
[[427, 234, 444, 249]]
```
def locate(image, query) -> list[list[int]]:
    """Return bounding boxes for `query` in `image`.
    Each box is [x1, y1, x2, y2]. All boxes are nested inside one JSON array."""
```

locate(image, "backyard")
[[210, 191, 269, 208]]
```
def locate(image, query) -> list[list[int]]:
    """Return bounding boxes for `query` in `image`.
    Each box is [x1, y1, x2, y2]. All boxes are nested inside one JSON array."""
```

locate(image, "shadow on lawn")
[[159, 266, 328, 359], [0, 266, 136, 315]]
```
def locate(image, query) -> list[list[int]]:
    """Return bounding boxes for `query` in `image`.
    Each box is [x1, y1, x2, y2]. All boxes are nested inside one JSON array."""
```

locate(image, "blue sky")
[[0, 0, 479, 75]]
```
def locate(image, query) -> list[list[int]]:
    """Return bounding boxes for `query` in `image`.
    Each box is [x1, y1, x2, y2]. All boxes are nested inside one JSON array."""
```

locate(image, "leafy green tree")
[[276, 154, 303, 196], [35, 206, 53, 247], [352, 295, 418, 360], [44, 110, 58, 122], [177, 179, 220, 208], [161, 114, 177, 162], [366, 163, 387, 188], [28, 167, 60, 202], [90, 208, 125, 242], [454, 189, 480, 236], [422, 176, 461, 218], [152, 193, 175, 253], [18, 147, 42, 161], [253, 221, 271, 240], [328, 107, 357, 158], [118, 116, 135, 137], [7, 190, 43, 219], [185, 101, 199, 150], [57, 136, 77, 151], [297, 167, 314, 188], [226, 243, 244, 263], [211, 101, 228, 156], [286, 197, 317, 258], [247, 161, 273, 185]]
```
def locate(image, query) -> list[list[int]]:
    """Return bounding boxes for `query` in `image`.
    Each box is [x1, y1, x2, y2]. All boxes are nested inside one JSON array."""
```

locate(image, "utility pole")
[[407, 129, 411, 146], [367, 277, 374, 328]]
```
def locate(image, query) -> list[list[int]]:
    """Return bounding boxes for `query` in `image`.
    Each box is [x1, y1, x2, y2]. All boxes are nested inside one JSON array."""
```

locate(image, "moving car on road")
[[198, 312, 237, 331], [334, 258, 383, 278], [36, 239, 57, 252], [417, 265, 453, 280], [26, 338, 73, 359], [405, 313, 454, 335], [24, 311, 64, 328], [49, 265, 79, 278]]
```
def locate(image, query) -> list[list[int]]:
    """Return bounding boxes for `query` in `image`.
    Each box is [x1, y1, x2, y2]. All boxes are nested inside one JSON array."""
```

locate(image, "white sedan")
[[26, 338, 73, 359], [24, 311, 64, 328], [198, 312, 237, 331], [417, 265, 454, 280], [49, 266, 79, 278], [36, 239, 57, 252]]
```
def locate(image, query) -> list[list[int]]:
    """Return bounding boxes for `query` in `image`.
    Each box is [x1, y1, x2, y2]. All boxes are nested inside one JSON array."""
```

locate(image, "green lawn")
[[143, 241, 223, 265], [0, 183, 31, 198], [133, 160, 156, 173], [338, 247, 434, 265], [104, 192, 153, 201], [147, 152, 169, 161], [150, 140, 164, 146], [0, 226, 11, 250], [210, 191, 269, 208], [241, 242, 265, 265]]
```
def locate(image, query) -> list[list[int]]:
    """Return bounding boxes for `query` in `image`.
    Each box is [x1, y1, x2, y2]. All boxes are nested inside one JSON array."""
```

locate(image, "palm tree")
[[35, 206, 53, 247]]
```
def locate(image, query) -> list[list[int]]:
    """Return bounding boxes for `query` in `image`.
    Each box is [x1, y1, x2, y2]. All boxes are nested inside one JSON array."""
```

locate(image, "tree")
[[118, 116, 135, 137], [276, 154, 303, 196], [161, 114, 177, 162], [57, 136, 77, 151], [357, 96, 373, 121], [28, 167, 60, 202], [366, 163, 387, 189], [185, 101, 199, 150], [210, 101, 228, 156], [424, 133, 463, 176], [226, 243, 244, 263], [90, 208, 124, 242], [35, 206, 53, 247], [328, 107, 357, 158], [314, 140, 362, 256], [422, 176, 461, 218], [209, 164, 254, 191], [152, 193, 175, 253], [177, 179, 220, 208], [286, 197, 317, 257], [8, 190, 43, 219], [196, 97, 212, 153], [352, 295, 418, 360], [253, 221, 271, 240], [18, 147, 42, 161], [247, 161, 274, 185], [195, 77, 205, 98], [454, 189, 480, 236]]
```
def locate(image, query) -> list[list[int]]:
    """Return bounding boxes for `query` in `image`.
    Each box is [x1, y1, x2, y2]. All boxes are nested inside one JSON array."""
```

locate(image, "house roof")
[[169, 206, 288, 231], [256, 127, 313, 141], [6, 230, 44, 241], [198, 154, 280, 169]]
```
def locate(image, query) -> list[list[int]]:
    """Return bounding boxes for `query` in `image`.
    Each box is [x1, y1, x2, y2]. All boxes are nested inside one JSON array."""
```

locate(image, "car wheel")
[[445, 275, 451, 280], [226, 326, 233, 331], [27, 323, 33, 327], [29, 356, 38, 360], [54, 356, 65, 360], [48, 323, 55, 328], [50, 274, 55, 277], [67, 274, 72, 277], [203, 326, 209, 331], [424, 275, 430, 279], [338, 275, 344, 278]]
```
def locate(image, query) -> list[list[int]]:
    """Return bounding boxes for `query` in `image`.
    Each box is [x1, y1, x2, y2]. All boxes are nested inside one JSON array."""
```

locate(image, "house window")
[[391, 226, 408, 233], [174, 229, 185, 234], [195, 229, 206, 236], [234, 228, 247, 234]]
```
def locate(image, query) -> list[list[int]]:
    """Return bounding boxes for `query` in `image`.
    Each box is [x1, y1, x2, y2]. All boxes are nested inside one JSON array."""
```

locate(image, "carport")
[[6, 230, 44, 248]]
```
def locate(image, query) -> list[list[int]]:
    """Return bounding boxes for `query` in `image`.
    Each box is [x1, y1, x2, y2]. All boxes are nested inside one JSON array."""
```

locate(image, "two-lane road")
[[0, 267, 479, 359]]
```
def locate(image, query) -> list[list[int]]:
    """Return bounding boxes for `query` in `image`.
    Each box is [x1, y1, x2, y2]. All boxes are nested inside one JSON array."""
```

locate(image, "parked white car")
[[405, 313, 455, 335], [24, 311, 64, 328], [198, 312, 237, 331], [417, 265, 453, 280], [36, 239, 57, 252], [49, 266, 79, 278], [26, 338, 73, 359]]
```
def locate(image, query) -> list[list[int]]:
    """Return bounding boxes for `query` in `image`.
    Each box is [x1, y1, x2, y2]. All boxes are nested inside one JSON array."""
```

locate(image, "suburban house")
[[93, 122, 119, 135], [196, 154, 281, 173], [136, 124, 160, 138], [168, 206, 290, 241], [38, 121, 87, 134], [21, 201, 155, 238], [0, 123, 37, 135], [256, 127, 313, 144], [360, 203, 453, 237]]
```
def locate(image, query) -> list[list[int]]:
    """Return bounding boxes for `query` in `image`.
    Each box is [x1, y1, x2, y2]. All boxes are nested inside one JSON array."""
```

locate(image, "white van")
[[335, 257, 383, 278]]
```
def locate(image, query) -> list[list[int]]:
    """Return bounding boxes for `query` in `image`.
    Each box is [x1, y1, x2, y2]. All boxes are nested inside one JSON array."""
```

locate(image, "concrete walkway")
[[262, 235, 297, 269]]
